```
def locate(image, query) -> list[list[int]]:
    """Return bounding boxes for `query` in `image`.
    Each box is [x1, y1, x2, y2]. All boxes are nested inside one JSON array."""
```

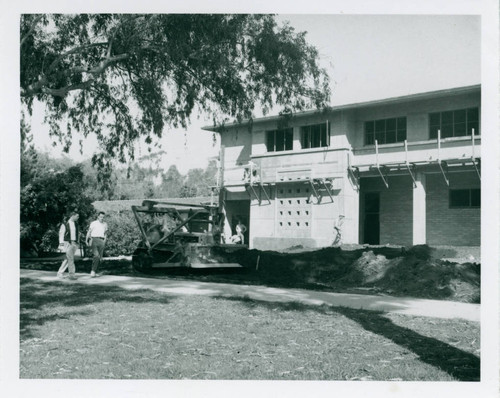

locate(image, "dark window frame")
[[364, 117, 407, 146], [300, 123, 330, 149], [429, 107, 480, 139], [449, 188, 481, 208], [266, 128, 294, 152]]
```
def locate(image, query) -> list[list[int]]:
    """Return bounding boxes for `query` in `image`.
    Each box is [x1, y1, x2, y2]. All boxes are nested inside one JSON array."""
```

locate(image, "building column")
[[412, 172, 426, 245]]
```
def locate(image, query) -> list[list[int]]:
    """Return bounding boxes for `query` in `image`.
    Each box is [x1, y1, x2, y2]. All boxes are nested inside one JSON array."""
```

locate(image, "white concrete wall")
[[348, 90, 480, 147], [218, 87, 480, 249]]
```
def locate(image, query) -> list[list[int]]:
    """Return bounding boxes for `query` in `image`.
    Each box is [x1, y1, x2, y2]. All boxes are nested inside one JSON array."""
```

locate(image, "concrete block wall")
[[426, 172, 480, 246], [311, 197, 337, 247], [248, 186, 276, 248], [248, 177, 353, 250]]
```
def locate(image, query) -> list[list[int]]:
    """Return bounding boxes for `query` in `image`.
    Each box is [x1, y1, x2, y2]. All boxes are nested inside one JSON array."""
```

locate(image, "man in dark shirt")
[[64, 210, 80, 280]]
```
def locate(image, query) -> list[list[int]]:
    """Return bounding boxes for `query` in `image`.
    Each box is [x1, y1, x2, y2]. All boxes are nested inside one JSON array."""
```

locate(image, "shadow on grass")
[[20, 277, 479, 381], [20, 278, 175, 339], [219, 295, 480, 382]]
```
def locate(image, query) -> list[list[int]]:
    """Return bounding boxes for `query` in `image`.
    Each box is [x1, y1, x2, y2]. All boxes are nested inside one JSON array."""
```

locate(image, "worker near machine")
[[230, 220, 247, 244], [332, 215, 345, 246], [86, 211, 108, 278], [63, 210, 80, 280]]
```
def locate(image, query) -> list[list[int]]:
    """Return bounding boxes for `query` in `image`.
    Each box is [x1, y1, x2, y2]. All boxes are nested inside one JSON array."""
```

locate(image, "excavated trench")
[[21, 244, 480, 303]]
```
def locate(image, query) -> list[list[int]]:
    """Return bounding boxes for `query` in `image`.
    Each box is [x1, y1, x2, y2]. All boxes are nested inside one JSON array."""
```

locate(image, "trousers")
[[65, 242, 78, 275], [91, 237, 105, 272]]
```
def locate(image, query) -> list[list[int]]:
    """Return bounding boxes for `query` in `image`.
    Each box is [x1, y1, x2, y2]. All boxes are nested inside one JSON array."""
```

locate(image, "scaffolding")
[[358, 131, 480, 188]]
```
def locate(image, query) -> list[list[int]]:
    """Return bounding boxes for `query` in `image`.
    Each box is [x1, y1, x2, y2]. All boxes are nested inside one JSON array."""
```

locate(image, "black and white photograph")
[[1, 1, 499, 397]]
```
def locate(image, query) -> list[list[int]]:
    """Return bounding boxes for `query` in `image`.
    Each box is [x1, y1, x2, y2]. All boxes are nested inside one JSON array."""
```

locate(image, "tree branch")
[[40, 80, 95, 97], [46, 42, 109, 74], [21, 53, 130, 98], [20, 15, 43, 47]]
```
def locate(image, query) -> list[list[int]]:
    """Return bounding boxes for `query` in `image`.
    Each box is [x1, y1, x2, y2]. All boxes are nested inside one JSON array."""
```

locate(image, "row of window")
[[366, 107, 479, 145], [266, 123, 329, 152], [265, 107, 480, 151]]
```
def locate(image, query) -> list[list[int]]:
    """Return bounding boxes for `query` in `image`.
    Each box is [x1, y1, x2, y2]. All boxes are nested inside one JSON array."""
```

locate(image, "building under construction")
[[203, 85, 481, 250]]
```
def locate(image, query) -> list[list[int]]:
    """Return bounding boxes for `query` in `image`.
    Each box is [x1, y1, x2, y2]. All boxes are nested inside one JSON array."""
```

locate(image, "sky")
[[29, 14, 481, 174]]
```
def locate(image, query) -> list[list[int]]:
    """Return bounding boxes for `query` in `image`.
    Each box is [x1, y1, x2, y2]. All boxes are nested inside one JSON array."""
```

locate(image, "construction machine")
[[131, 200, 245, 272]]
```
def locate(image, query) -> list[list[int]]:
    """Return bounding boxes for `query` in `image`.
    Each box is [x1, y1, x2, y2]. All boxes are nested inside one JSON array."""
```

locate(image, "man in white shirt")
[[86, 211, 108, 277]]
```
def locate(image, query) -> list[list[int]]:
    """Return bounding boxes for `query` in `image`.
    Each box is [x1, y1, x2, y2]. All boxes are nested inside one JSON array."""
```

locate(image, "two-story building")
[[203, 85, 481, 250]]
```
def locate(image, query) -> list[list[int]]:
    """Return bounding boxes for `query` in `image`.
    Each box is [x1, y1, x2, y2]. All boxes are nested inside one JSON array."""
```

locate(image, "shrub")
[[104, 211, 142, 256], [39, 229, 59, 252]]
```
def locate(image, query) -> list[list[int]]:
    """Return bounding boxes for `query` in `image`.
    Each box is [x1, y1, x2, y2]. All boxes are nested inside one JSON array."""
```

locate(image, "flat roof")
[[202, 84, 481, 132]]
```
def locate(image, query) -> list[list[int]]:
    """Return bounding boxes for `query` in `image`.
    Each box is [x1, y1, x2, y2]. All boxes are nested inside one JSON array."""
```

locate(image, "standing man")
[[64, 210, 80, 280], [332, 215, 345, 246], [86, 211, 108, 278], [56, 216, 69, 277]]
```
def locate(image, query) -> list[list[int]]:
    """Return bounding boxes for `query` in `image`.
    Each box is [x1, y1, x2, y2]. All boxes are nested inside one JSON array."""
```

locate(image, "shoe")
[[90, 271, 96, 277], [57, 272, 64, 278], [68, 275, 77, 280]]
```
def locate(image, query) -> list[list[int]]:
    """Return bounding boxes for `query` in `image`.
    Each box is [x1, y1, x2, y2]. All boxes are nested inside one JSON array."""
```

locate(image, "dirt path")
[[21, 269, 480, 322]]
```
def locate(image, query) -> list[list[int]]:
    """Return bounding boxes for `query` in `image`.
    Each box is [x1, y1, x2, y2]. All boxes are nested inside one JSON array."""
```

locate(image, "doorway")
[[224, 200, 250, 244], [363, 192, 380, 244]]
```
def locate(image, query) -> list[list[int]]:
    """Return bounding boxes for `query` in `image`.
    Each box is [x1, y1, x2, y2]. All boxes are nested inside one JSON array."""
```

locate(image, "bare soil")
[[218, 244, 480, 303], [20, 244, 480, 304]]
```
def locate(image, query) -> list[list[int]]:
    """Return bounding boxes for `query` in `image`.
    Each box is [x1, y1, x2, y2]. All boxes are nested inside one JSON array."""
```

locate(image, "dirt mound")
[[21, 245, 480, 303], [223, 245, 480, 303]]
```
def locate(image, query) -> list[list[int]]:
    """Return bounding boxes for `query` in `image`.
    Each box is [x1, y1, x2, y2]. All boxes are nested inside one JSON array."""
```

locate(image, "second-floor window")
[[300, 123, 329, 149], [429, 108, 479, 139], [266, 128, 293, 152], [364, 117, 407, 145]]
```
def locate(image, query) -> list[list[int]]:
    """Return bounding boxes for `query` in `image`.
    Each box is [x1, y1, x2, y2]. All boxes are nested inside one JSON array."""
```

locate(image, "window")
[[449, 189, 480, 208], [429, 108, 479, 139], [364, 117, 406, 145], [300, 123, 329, 149], [266, 128, 293, 152]]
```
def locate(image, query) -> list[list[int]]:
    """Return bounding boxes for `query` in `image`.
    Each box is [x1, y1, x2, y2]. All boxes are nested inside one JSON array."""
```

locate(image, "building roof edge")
[[201, 84, 481, 132]]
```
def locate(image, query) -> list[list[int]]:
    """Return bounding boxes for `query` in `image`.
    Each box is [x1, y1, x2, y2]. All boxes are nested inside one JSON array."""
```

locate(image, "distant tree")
[[179, 184, 196, 198], [158, 165, 184, 198], [143, 180, 156, 199], [20, 14, 330, 179], [203, 159, 219, 190], [183, 162, 217, 197], [81, 159, 117, 200], [20, 152, 95, 255]]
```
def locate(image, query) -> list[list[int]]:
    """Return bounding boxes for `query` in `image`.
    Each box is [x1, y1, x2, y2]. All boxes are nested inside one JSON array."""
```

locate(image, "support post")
[[259, 182, 271, 203], [412, 172, 426, 245], [322, 179, 334, 201], [375, 140, 389, 188], [437, 130, 449, 186], [309, 179, 320, 202], [471, 129, 481, 180], [347, 152, 360, 191], [404, 140, 417, 188]]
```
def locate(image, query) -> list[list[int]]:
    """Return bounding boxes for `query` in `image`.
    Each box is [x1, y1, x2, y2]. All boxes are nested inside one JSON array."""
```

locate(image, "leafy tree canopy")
[[21, 14, 330, 174], [20, 154, 94, 254]]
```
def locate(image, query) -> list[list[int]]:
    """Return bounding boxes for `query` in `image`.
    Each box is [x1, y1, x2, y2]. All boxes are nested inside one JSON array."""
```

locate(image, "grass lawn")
[[20, 278, 480, 381]]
